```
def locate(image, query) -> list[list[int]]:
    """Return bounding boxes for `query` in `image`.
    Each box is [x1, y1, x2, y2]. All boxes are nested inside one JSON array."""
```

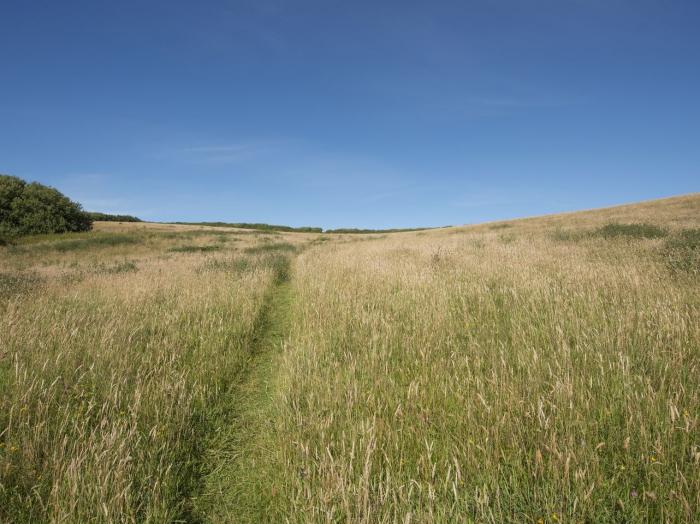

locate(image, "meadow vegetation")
[[1, 194, 698, 522], [0, 225, 307, 522]]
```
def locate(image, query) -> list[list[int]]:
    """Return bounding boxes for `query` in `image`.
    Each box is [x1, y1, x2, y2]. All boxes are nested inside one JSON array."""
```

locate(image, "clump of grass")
[[490, 222, 513, 230], [0, 272, 43, 300], [93, 260, 138, 275], [593, 222, 667, 239], [8, 233, 143, 255], [158, 230, 245, 240], [168, 245, 221, 253], [199, 257, 251, 274], [662, 228, 700, 276], [550, 229, 589, 242], [244, 242, 297, 255], [262, 254, 292, 283], [198, 254, 291, 281], [551, 223, 667, 243], [53, 234, 142, 252]]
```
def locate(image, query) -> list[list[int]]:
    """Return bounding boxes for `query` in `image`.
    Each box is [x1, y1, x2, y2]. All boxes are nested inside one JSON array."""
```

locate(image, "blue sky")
[[1, 0, 698, 228]]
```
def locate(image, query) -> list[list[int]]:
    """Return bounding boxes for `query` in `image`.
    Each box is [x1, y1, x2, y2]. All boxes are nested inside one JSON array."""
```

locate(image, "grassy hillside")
[[1, 193, 698, 522]]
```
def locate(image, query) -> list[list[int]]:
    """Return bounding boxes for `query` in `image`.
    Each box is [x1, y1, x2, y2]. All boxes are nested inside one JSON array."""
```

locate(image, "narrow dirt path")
[[192, 255, 294, 522]]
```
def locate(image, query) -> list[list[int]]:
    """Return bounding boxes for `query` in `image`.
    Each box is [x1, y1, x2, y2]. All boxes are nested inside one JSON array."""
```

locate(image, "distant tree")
[[172, 221, 322, 233], [0, 174, 92, 238], [86, 212, 142, 222]]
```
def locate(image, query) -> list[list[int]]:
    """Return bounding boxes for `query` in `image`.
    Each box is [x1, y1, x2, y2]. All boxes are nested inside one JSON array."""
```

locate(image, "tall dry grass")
[[1, 195, 698, 522], [0, 226, 303, 521], [247, 197, 700, 522]]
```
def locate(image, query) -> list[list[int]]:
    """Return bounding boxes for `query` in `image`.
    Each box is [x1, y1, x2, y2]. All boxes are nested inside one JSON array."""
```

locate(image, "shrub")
[[0, 175, 92, 237]]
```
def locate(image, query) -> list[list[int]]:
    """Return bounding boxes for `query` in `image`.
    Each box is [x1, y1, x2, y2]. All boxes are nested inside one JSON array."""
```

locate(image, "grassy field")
[[1, 194, 699, 522]]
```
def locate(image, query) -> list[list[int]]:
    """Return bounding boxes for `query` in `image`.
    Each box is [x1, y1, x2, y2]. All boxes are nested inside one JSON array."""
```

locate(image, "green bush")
[[0, 175, 92, 237]]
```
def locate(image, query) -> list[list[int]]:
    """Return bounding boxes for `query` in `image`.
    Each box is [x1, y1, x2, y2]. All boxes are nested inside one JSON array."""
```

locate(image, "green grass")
[[593, 222, 667, 239], [194, 255, 294, 521], [551, 223, 668, 243], [9, 232, 142, 253], [662, 228, 700, 276]]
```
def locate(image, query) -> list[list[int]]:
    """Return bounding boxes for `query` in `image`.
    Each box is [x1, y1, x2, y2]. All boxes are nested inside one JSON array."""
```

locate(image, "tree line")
[[0, 174, 92, 238], [0, 174, 144, 242]]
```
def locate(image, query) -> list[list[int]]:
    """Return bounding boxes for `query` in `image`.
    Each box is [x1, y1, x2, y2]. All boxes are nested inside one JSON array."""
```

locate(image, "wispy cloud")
[[177, 140, 284, 164], [182, 144, 257, 154]]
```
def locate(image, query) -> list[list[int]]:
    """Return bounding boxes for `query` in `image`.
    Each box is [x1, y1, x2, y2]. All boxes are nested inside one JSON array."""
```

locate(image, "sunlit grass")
[[0, 225, 307, 521], [1, 195, 698, 522]]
